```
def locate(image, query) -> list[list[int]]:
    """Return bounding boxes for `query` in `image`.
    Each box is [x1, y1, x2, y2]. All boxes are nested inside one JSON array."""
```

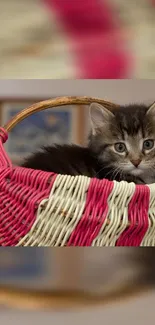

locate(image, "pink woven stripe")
[[0, 166, 57, 246], [67, 178, 114, 246], [0, 128, 12, 168], [116, 185, 150, 247], [43, 0, 131, 78], [149, 0, 155, 5]]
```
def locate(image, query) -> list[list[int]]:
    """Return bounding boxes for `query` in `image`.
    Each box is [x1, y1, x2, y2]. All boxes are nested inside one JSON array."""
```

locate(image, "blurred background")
[[0, 0, 155, 78], [0, 246, 155, 323], [0, 80, 155, 318]]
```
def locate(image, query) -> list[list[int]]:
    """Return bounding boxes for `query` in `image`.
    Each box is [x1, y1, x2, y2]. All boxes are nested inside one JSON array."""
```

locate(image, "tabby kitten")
[[88, 101, 155, 184], [22, 101, 155, 184]]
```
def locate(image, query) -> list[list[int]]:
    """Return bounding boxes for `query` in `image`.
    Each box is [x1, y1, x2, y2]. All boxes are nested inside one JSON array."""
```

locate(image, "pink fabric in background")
[[42, 0, 132, 78]]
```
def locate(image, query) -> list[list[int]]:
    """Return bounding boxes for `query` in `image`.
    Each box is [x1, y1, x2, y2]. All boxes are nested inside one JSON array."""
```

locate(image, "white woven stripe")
[[140, 184, 155, 246], [92, 181, 136, 247], [17, 175, 90, 246]]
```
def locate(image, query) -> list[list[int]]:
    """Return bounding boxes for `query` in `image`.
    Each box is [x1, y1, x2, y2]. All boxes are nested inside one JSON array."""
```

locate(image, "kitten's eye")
[[114, 143, 126, 153], [143, 139, 154, 150]]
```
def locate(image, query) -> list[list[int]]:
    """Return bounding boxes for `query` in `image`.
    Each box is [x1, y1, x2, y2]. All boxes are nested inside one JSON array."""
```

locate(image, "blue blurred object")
[[0, 247, 46, 279]]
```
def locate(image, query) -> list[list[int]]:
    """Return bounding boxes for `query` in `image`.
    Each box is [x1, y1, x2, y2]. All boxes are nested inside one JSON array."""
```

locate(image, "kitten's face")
[[89, 102, 155, 182]]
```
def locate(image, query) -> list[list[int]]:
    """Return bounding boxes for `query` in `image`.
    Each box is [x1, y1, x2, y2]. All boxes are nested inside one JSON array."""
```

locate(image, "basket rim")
[[0, 283, 150, 310], [2, 96, 119, 132]]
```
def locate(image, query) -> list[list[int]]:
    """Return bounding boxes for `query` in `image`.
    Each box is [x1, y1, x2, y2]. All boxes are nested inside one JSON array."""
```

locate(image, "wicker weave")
[[0, 96, 155, 247]]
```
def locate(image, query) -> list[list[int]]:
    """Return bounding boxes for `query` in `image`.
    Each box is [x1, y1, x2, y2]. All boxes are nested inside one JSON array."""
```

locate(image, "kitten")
[[22, 101, 155, 184], [88, 101, 155, 184], [22, 144, 99, 178]]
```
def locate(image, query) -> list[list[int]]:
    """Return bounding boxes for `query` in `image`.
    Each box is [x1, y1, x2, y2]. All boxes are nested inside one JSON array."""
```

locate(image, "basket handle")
[[3, 96, 119, 132]]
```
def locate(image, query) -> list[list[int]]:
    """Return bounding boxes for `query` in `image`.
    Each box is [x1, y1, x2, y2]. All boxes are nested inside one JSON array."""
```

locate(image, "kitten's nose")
[[131, 159, 141, 167]]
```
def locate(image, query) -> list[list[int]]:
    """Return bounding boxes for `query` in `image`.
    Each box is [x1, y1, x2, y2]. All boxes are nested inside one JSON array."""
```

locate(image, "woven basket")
[[0, 96, 155, 247]]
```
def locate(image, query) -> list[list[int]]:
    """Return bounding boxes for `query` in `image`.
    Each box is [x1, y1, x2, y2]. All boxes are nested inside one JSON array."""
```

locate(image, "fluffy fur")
[[22, 145, 98, 177], [88, 101, 155, 184], [22, 101, 155, 184]]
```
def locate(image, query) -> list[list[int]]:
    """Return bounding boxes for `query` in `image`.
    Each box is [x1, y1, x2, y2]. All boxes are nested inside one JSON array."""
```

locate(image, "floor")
[[0, 290, 155, 325]]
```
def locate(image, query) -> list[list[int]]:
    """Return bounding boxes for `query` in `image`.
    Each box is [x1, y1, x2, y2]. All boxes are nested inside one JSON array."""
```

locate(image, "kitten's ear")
[[89, 103, 114, 135], [146, 102, 155, 117]]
